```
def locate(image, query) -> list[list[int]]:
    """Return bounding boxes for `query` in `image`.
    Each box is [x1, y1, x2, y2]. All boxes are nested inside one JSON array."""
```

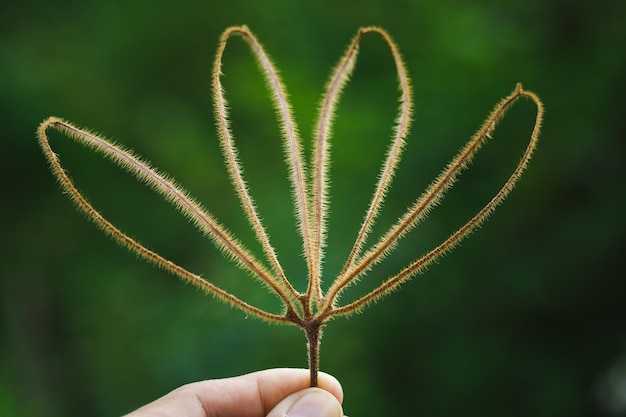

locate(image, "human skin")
[[124, 368, 344, 417]]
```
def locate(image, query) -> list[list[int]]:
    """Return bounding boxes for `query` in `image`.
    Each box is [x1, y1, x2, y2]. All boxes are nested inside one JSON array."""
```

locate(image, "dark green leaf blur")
[[1, 0, 624, 416]]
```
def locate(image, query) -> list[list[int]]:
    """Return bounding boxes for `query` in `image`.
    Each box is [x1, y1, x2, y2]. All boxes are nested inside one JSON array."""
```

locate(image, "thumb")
[[266, 387, 344, 417]]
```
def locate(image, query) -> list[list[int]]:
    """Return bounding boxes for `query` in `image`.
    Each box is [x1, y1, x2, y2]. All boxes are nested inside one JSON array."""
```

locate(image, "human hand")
[[124, 368, 344, 417]]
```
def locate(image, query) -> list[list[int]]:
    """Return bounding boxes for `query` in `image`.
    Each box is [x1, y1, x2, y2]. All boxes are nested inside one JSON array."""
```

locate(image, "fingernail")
[[287, 389, 342, 417]]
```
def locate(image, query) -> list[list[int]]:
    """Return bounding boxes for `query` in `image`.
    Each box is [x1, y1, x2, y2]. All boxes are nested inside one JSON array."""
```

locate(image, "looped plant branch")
[[37, 118, 291, 323], [38, 26, 543, 389], [327, 84, 544, 315], [213, 26, 302, 313], [313, 27, 413, 300]]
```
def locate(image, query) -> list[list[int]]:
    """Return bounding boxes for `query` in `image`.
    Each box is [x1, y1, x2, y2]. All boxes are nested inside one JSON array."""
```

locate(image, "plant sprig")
[[38, 25, 543, 388]]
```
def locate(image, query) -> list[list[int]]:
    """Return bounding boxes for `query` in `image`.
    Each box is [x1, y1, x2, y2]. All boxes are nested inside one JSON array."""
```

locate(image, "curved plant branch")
[[38, 26, 543, 391], [213, 26, 301, 312], [37, 117, 291, 323], [312, 27, 413, 295], [327, 84, 544, 315]]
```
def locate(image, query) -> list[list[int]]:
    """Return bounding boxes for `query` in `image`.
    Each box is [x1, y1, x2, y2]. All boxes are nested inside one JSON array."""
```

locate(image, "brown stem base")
[[305, 323, 322, 387]]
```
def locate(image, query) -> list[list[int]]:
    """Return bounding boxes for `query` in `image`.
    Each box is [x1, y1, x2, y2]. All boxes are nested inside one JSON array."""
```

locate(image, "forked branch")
[[38, 25, 543, 391]]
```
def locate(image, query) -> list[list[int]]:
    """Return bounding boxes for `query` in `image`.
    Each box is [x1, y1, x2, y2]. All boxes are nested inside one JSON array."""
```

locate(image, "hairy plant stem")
[[305, 321, 322, 387], [38, 25, 543, 393]]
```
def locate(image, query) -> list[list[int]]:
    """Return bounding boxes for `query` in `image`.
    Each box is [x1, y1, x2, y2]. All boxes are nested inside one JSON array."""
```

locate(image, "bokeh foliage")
[[1, 0, 625, 416]]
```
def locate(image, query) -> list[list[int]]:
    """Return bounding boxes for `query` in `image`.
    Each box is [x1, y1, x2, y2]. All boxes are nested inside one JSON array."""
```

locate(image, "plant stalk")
[[305, 322, 322, 387]]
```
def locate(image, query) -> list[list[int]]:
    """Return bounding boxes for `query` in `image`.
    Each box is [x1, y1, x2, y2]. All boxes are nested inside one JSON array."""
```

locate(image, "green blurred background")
[[2, 0, 625, 416]]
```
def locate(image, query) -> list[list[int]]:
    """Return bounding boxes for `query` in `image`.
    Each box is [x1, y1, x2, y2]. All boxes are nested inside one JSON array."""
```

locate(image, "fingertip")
[[317, 371, 344, 403], [266, 387, 343, 417]]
